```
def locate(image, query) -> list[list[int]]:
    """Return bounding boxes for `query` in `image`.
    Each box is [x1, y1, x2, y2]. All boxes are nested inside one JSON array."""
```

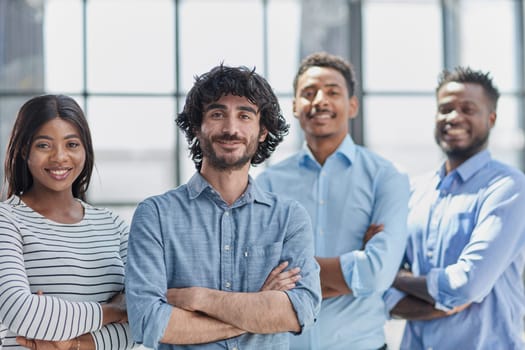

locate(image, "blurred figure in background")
[[385, 67, 525, 349], [258, 52, 410, 350]]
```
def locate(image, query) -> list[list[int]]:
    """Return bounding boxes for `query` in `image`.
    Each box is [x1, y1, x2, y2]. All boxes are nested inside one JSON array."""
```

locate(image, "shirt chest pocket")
[[244, 242, 283, 292], [443, 212, 475, 265]]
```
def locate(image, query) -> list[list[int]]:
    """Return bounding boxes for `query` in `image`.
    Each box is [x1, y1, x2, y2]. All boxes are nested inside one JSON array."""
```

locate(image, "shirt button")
[[225, 281, 231, 288], [426, 251, 433, 258], [224, 245, 230, 251], [232, 347, 238, 350], [225, 211, 230, 216], [319, 200, 325, 205]]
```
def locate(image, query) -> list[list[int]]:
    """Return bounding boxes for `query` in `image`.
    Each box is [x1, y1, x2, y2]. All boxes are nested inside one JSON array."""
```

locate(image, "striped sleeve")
[[90, 323, 137, 350], [0, 205, 103, 340], [88, 212, 136, 349]]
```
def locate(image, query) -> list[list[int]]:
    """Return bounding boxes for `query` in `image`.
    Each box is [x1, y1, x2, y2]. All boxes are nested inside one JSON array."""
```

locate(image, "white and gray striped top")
[[0, 196, 135, 349]]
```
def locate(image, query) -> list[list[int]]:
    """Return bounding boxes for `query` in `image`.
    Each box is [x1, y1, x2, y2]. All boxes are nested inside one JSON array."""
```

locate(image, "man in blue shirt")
[[385, 67, 525, 349], [257, 52, 410, 349], [125, 65, 322, 349]]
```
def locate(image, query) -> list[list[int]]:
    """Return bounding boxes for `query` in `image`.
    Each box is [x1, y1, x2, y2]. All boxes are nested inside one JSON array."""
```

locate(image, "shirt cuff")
[[427, 268, 453, 312], [339, 251, 356, 293]]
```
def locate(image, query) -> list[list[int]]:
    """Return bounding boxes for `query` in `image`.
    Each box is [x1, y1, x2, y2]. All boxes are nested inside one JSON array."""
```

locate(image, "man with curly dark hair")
[[125, 64, 321, 350]]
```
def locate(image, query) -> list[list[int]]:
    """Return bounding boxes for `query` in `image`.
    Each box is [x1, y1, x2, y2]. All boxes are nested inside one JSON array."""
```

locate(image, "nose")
[[221, 115, 240, 135], [438, 109, 461, 123], [313, 89, 327, 106], [50, 145, 68, 162]]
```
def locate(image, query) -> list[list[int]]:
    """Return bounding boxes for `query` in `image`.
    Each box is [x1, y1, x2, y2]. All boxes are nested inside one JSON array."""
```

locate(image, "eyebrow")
[[205, 103, 258, 115], [33, 134, 81, 141], [301, 82, 342, 91]]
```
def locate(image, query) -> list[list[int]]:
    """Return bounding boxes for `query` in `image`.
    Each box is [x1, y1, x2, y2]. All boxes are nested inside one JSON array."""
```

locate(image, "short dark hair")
[[3, 94, 94, 201], [436, 67, 500, 111], [293, 52, 357, 97], [176, 64, 289, 170]]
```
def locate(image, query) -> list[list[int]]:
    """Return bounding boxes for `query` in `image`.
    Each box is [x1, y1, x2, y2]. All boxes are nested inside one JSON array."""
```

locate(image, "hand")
[[396, 269, 413, 278], [260, 261, 301, 291], [102, 292, 127, 324], [446, 302, 471, 316], [16, 337, 75, 350], [362, 223, 384, 249]]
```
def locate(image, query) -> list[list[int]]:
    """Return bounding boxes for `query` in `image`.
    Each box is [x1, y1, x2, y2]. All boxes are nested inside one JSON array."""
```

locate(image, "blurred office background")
[[1, 1, 524, 347]]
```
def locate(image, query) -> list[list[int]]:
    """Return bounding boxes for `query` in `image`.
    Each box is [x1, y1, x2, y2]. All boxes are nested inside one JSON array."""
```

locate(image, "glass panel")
[[364, 95, 443, 177], [86, 0, 174, 93], [490, 95, 522, 169], [363, 0, 442, 91], [179, 0, 264, 91], [459, 0, 517, 91], [0, 0, 44, 93], [44, 0, 83, 93], [87, 97, 175, 203], [267, 0, 301, 94]]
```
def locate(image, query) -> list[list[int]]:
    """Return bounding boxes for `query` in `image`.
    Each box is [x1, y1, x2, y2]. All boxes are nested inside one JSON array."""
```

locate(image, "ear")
[[21, 146, 28, 160], [292, 99, 299, 119], [348, 96, 359, 120], [259, 126, 269, 142], [489, 111, 496, 128]]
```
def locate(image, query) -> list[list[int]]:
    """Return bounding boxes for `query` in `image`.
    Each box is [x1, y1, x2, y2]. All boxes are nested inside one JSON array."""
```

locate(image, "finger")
[[269, 261, 289, 276], [274, 267, 301, 280], [273, 274, 302, 290], [16, 338, 36, 350], [16, 337, 30, 347]]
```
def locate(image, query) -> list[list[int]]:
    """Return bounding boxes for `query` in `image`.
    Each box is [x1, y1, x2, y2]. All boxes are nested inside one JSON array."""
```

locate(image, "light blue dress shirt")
[[257, 135, 410, 350], [384, 150, 525, 350], [125, 173, 321, 350]]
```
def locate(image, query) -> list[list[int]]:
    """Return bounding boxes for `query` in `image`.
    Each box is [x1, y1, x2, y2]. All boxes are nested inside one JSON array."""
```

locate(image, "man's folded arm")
[[169, 287, 300, 334], [160, 306, 246, 345]]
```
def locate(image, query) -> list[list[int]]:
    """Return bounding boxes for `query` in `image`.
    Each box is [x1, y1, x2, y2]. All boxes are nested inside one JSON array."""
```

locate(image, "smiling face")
[[197, 94, 268, 171], [25, 117, 86, 197], [293, 66, 358, 147], [435, 82, 496, 170]]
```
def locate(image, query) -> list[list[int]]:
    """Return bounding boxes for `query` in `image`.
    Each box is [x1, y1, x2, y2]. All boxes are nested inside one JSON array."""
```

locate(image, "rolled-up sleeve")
[[340, 167, 410, 296], [125, 201, 173, 348], [427, 175, 525, 309], [282, 202, 322, 333]]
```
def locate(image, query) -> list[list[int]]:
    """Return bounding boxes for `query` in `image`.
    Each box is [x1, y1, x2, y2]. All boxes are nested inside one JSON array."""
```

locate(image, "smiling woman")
[[0, 95, 136, 350]]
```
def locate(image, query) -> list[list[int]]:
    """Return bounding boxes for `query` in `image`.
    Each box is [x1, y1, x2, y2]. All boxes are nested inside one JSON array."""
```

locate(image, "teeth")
[[311, 113, 332, 120], [445, 128, 467, 136], [49, 169, 69, 176]]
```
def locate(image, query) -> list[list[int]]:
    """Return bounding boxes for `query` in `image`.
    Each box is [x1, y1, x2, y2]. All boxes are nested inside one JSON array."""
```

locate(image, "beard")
[[434, 128, 490, 162], [199, 132, 260, 171]]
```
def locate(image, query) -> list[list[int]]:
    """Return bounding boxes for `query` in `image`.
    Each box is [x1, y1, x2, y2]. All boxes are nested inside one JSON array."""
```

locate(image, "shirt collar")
[[439, 149, 491, 181], [187, 172, 272, 206], [298, 134, 355, 168]]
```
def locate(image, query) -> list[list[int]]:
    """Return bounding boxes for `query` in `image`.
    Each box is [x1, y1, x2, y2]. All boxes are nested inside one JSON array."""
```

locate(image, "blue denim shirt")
[[384, 150, 525, 349], [257, 135, 410, 350], [125, 173, 321, 350]]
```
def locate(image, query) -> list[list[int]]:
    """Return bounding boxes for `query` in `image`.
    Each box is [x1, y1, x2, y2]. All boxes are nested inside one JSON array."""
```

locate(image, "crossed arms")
[[388, 269, 469, 320], [160, 262, 301, 344]]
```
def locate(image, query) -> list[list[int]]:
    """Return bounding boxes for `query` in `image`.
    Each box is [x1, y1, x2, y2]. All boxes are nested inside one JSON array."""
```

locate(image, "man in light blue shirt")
[[125, 65, 321, 349], [385, 67, 525, 349], [257, 52, 410, 350]]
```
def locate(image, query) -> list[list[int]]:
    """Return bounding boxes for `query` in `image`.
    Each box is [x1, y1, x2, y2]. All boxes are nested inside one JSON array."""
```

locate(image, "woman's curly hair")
[[176, 64, 289, 170]]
